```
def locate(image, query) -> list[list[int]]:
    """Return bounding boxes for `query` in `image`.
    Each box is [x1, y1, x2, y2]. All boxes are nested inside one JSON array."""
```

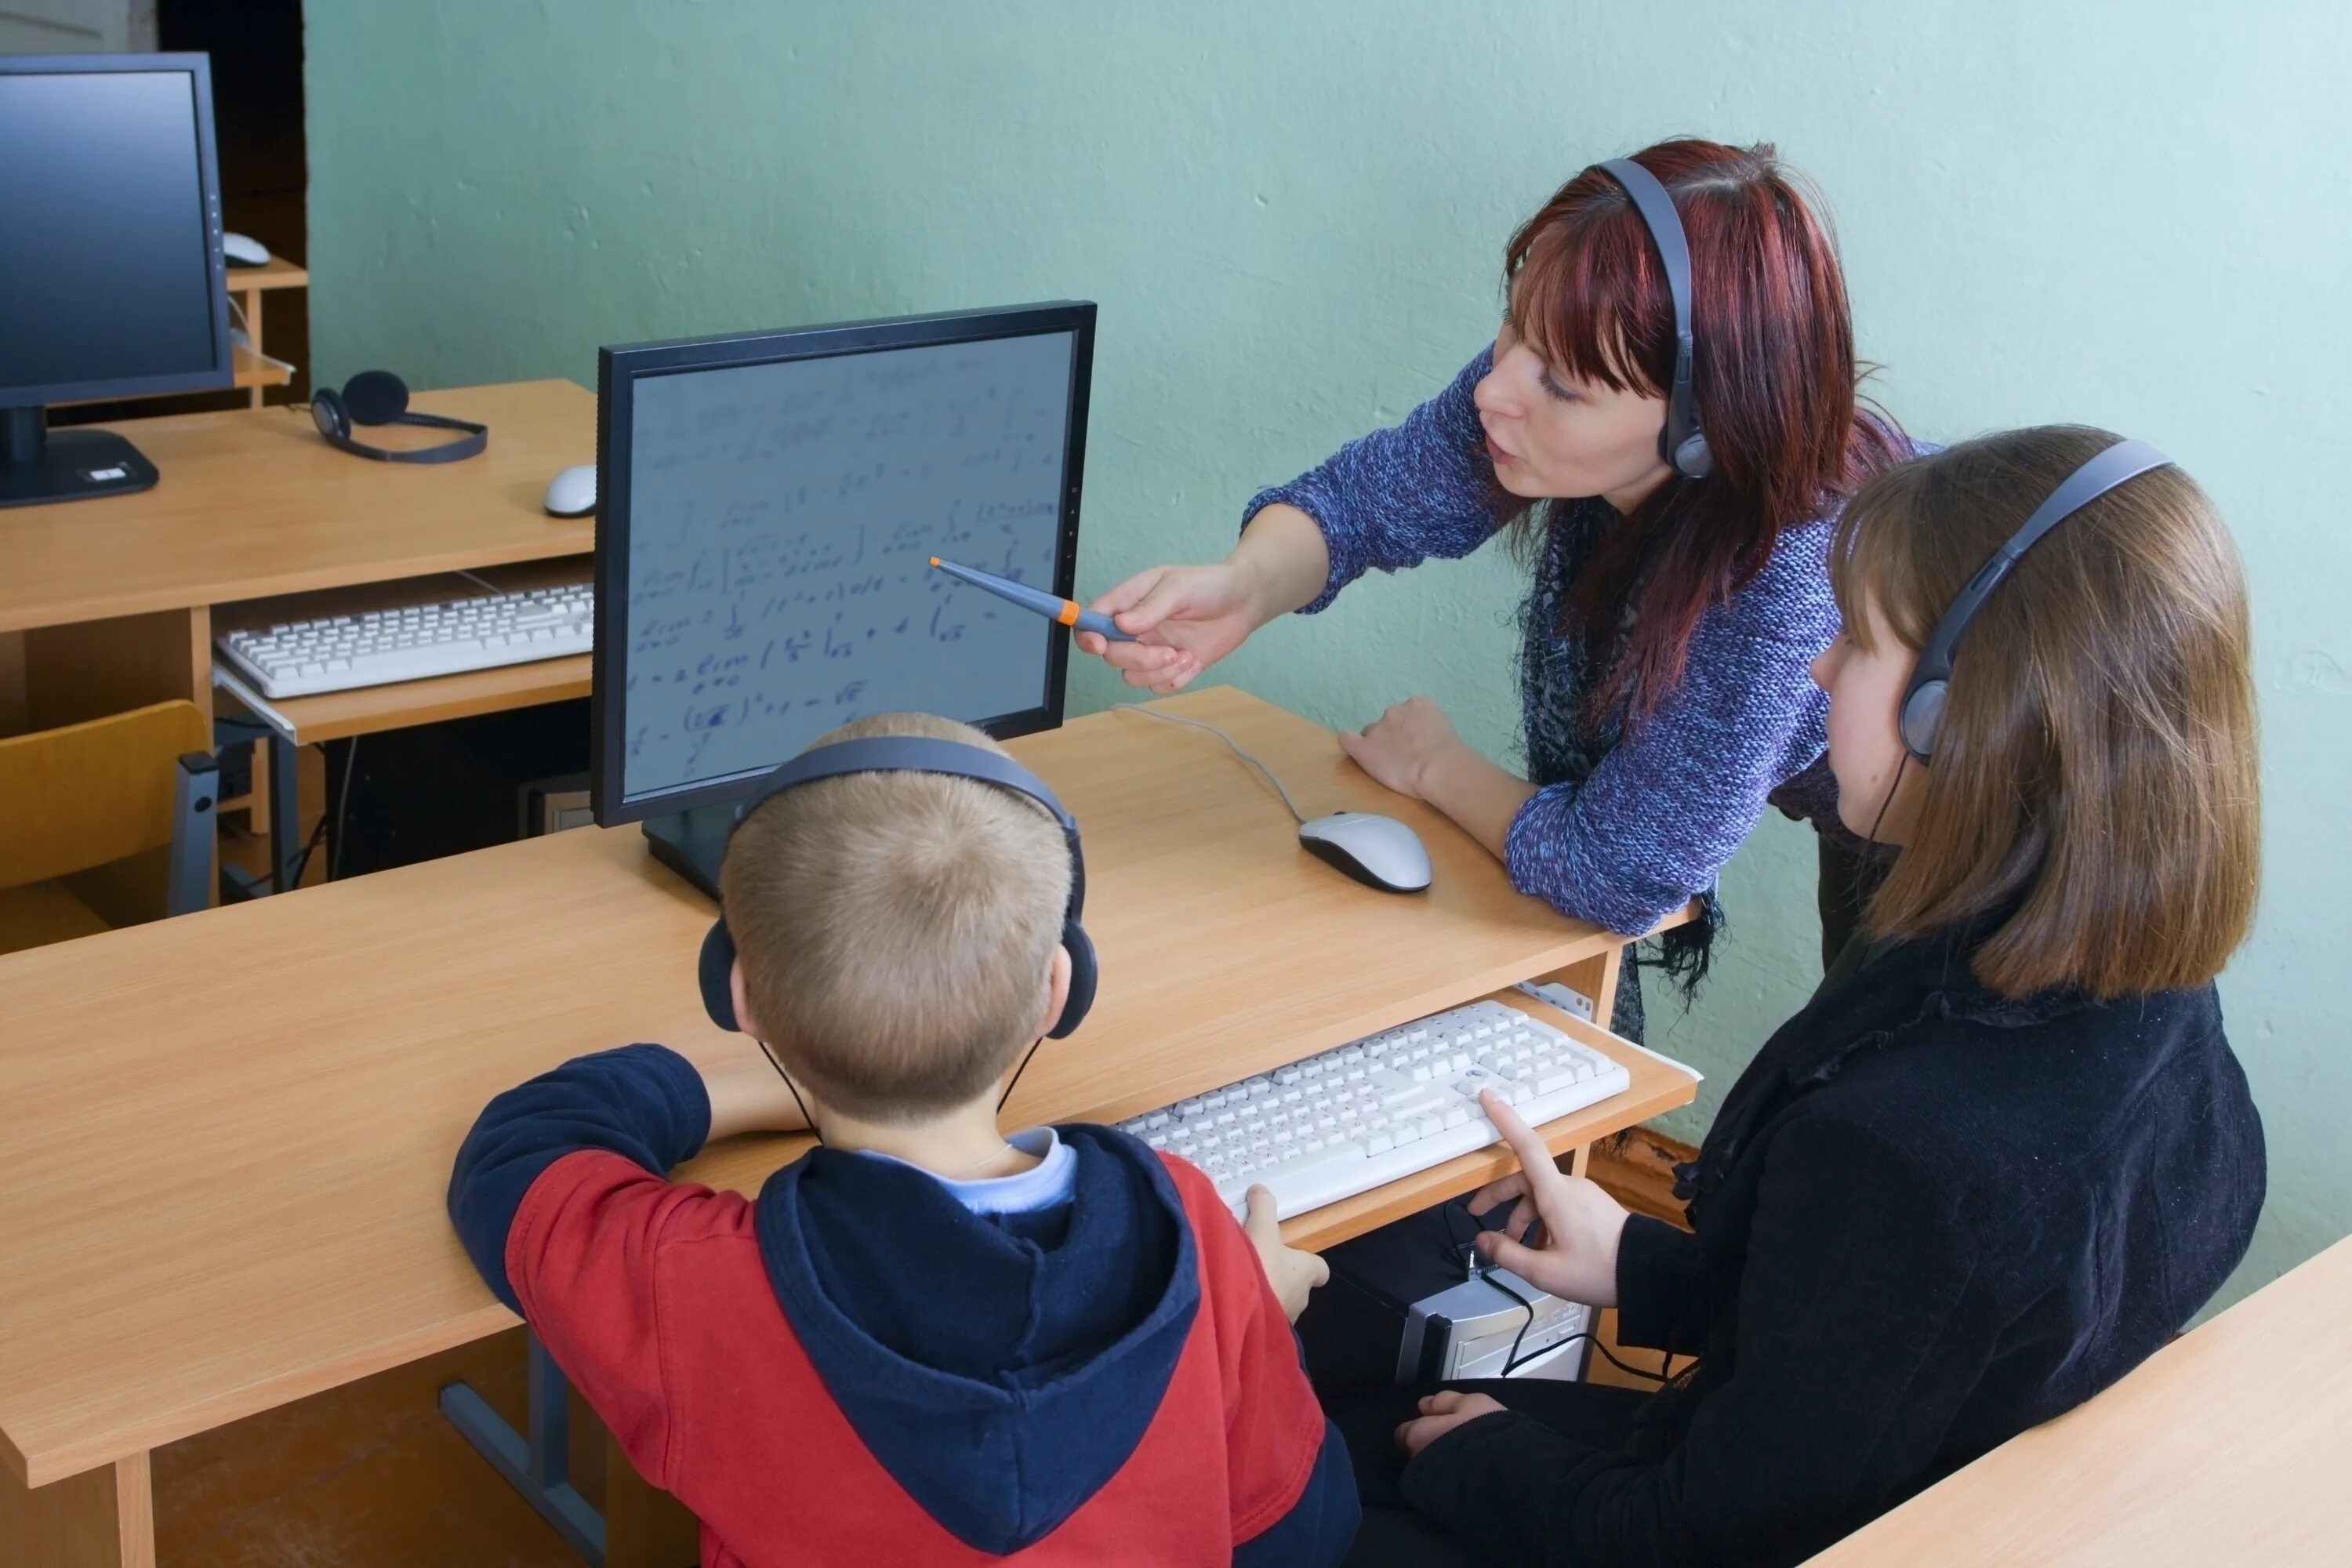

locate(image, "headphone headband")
[[310, 370, 488, 465], [1592, 158, 1711, 481], [700, 734, 1097, 1038], [1898, 437, 2175, 760]]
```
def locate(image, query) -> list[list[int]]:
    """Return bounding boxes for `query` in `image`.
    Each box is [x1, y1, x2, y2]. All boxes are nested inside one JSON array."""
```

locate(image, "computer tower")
[[1298, 1201, 1594, 1392]]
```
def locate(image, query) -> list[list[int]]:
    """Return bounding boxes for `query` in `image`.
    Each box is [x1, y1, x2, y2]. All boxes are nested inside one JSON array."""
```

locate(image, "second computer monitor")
[[590, 301, 1096, 826]]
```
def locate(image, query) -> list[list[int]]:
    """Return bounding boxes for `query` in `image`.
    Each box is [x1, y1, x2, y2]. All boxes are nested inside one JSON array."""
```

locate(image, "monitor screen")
[[0, 59, 227, 403], [599, 313, 1090, 815]]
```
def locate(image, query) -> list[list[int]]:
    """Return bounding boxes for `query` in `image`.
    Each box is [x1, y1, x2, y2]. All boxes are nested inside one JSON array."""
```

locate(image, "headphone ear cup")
[[341, 369, 411, 426], [699, 920, 742, 1031], [1900, 681, 1945, 763], [1048, 920, 1097, 1039], [1674, 429, 1715, 481], [310, 387, 350, 442]]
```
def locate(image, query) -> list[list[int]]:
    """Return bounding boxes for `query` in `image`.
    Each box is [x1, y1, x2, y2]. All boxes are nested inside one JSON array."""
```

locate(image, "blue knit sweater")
[[1250, 347, 1863, 943]]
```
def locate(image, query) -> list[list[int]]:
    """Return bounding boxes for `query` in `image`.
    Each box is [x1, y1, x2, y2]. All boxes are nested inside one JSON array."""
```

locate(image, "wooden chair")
[[0, 700, 218, 955]]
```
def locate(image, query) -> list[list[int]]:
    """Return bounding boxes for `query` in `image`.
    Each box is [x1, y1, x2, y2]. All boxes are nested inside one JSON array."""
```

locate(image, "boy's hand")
[[1243, 1185, 1330, 1322]]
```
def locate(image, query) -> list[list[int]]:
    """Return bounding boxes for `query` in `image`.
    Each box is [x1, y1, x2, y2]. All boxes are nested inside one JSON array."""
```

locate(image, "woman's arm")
[[1400, 1116, 1991, 1566], [1080, 348, 1508, 693], [1250, 345, 1509, 614]]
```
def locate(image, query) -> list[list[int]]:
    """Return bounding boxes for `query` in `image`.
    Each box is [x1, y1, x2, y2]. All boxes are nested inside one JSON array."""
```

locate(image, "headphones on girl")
[[309, 370, 488, 464], [1591, 158, 1714, 482], [1896, 437, 2173, 763], [697, 735, 1098, 1039]]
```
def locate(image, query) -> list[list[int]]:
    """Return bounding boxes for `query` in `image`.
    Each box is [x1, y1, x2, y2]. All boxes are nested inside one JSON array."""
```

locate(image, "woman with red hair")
[[1081, 139, 1910, 1036]]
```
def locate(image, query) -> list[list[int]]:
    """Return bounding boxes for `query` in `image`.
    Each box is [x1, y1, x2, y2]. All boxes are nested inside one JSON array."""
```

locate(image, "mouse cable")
[[1120, 704, 1306, 824]]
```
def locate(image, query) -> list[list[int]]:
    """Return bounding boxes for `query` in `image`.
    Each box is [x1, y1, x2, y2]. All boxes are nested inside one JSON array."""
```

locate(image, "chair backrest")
[[0, 700, 211, 890]]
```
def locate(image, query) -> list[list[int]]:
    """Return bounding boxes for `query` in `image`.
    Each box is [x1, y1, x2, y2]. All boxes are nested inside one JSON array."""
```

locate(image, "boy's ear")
[[1035, 946, 1073, 1041], [728, 960, 771, 1043]]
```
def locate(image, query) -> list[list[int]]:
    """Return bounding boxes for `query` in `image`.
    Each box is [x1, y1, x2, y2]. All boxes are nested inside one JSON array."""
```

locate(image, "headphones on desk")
[[698, 735, 1098, 1040], [1590, 158, 1713, 482], [1897, 437, 2174, 763], [308, 370, 488, 464]]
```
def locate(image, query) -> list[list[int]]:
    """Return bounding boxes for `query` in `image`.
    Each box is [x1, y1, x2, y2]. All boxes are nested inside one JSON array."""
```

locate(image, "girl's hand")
[[1338, 696, 1471, 801], [1076, 561, 1269, 695], [1396, 1390, 1510, 1456], [1463, 1090, 1630, 1308]]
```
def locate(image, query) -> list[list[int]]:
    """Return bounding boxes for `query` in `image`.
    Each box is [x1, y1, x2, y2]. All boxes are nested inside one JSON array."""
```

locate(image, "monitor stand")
[[0, 406, 159, 510], [644, 806, 731, 902]]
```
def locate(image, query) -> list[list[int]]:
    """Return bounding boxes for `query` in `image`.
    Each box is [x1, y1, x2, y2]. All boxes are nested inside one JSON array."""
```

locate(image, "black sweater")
[[1399, 927, 2265, 1566]]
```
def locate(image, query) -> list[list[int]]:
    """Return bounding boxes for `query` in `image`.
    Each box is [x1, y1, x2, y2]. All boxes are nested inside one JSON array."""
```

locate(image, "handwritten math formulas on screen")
[[620, 332, 1077, 800]]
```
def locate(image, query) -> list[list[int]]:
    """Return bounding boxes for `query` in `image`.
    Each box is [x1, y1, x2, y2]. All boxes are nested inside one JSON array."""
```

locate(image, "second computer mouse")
[[222, 231, 268, 267], [543, 463, 597, 518], [1298, 811, 1432, 894]]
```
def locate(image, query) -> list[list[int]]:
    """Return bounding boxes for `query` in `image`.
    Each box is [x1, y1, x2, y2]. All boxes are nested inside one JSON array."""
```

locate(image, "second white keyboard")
[[1118, 998, 1630, 1221], [216, 584, 593, 699]]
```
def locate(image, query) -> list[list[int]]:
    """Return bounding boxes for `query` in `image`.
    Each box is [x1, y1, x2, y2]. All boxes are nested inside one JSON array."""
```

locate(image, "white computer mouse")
[[1297, 811, 1432, 894], [543, 463, 597, 518], [222, 231, 268, 267]]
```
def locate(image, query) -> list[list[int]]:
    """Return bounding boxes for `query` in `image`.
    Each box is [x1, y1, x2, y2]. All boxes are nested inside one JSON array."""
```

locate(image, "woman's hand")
[[1242, 1185, 1331, 1321], [1396, 1390, 1510, 1456], [1076, 561, 1268, 694], [1463, 1090, 1631, 1308], [1338, 696, 1472, 800]]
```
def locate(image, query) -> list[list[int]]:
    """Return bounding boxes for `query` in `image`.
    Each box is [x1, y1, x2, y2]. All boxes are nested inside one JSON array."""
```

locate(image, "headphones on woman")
[[309, 370, 488, 464], [1590, 158, 1714, 482], [1897, 437, 2173, 762], [697, 735, 1098, 1039]]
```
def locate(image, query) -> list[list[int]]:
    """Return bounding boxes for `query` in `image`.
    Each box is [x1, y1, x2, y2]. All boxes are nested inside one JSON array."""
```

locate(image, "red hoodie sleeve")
[[505, 1147, 756, 1494], [1159, 1156, 1360, 1563]]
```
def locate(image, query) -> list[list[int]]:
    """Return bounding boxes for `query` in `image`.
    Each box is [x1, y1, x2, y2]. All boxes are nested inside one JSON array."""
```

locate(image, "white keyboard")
[[1117, 998, 1629, 1221], [216, 585, 593, 699]]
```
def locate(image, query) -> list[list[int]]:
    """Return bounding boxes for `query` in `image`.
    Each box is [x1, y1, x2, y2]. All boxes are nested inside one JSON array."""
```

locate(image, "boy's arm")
[[446, 1042, 799, 1492], [1174, 1166, 1360, 1567]]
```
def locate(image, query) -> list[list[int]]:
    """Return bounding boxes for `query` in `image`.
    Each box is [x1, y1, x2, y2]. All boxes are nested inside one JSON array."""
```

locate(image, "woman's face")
[[1476, 318, 1674, 513], [1812, 593, 1928, 844]]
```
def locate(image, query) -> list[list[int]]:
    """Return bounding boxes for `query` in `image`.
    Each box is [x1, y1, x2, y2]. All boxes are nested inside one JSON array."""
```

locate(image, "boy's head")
[[1821, 425, 2259, 1000], [719, 713, 1075, 1123]]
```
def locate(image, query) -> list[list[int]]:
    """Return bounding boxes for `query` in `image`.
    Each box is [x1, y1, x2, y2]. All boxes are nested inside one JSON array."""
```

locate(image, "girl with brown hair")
[[1348, 427, 2267, 1565]]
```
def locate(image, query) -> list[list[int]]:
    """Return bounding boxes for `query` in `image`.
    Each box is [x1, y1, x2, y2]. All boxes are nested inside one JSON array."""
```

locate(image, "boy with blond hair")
[[451, 712, 1355, 1566]]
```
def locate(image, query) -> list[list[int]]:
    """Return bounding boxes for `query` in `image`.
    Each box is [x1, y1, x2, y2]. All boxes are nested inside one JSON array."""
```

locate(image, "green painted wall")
[[305, 0, 2348, 1305]]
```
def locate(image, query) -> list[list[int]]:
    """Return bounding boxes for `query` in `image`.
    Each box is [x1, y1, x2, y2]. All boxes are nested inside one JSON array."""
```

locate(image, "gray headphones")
[[1592, 158, 1713, 482], [1896, 437, 2174, 761]]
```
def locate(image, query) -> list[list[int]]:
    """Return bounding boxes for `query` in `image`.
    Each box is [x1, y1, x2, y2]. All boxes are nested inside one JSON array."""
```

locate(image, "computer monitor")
[[589, 301, 1097, 895], [0, 53, 233, 510]]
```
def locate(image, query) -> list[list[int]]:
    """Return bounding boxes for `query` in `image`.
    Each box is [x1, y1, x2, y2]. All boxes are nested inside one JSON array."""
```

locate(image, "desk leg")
[[440, 1334, 605, 1565], [0, 1452, 155, 1568], [1537, 942, 1628, 1033]]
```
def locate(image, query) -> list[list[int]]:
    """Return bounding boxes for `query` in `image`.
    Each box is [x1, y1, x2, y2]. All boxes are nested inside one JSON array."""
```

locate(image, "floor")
[[149, 1132, 1698, 1565]]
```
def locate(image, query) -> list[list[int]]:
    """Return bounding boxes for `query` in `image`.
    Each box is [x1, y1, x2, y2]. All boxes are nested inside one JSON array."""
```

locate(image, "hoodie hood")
[[755, 1123, 1195, 1555]]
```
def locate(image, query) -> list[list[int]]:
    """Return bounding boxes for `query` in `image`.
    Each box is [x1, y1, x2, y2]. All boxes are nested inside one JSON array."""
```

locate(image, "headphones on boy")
[[697, 735, 1098, 1040], [1896, 437, 2173, 763], [309, 370, 488, 464], [1591, 158, 1713, 482]]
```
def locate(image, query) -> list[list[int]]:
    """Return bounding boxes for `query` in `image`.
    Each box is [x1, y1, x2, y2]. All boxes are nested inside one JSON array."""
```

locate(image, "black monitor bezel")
[[0, 53, 234, 408], [590, 299, 1098, 826]]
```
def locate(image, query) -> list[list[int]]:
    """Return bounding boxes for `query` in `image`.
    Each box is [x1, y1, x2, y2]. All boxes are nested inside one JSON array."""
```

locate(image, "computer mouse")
[[543, 463, 597, 518], [1298, 811, 1432, 894], [222, 231, 268, 267]]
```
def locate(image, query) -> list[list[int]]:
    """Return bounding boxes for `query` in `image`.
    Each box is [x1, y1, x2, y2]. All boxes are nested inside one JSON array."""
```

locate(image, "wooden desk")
[[0, 688, 1696, 1566], [0, 378, 593, 730], [0, 379, 596, 907], [1809, 1236, 2352, 1566]]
